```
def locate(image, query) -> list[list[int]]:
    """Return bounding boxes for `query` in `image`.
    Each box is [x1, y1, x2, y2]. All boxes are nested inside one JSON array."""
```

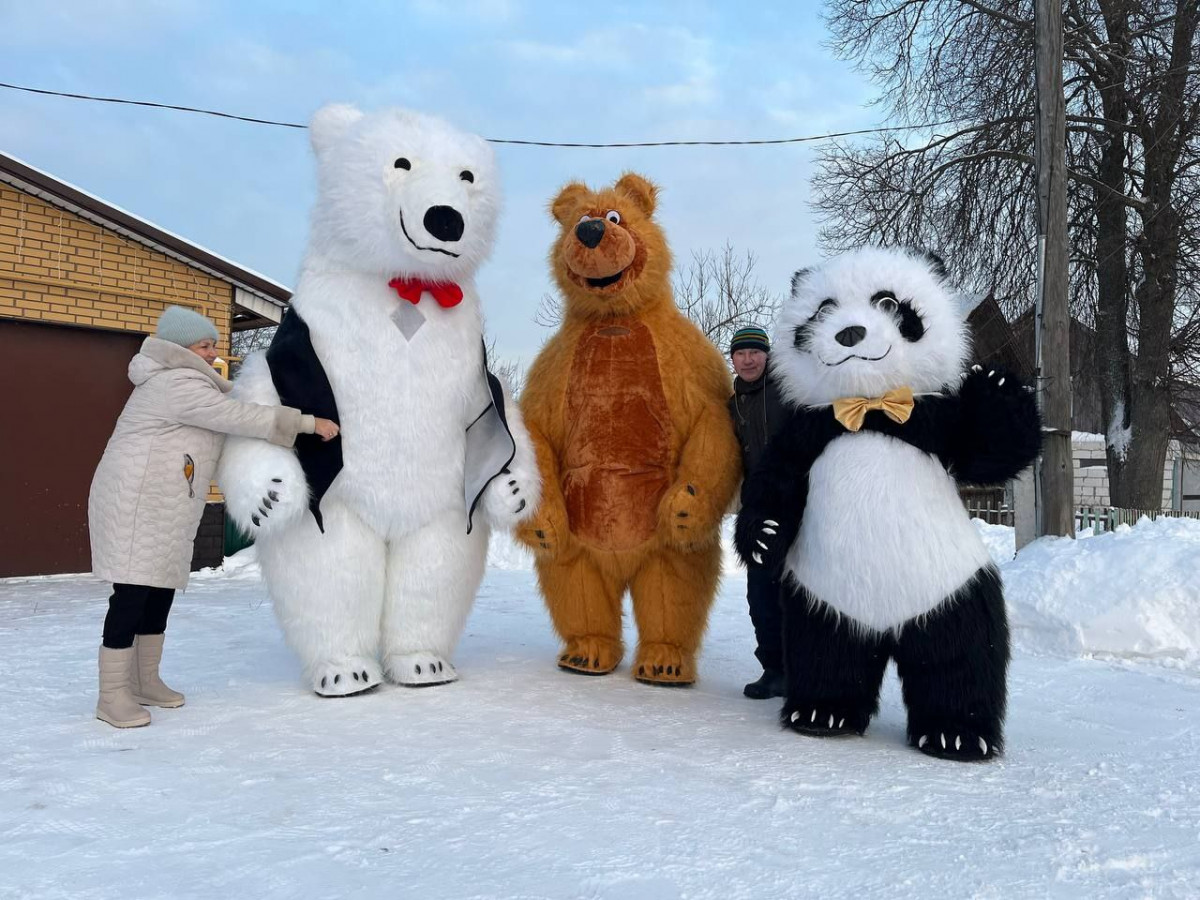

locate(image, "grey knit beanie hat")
[[156, 305, 219, 347]]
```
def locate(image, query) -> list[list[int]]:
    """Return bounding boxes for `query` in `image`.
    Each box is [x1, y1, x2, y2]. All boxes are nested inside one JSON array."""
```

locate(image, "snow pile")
[[1004, 516, 1200, 665], [974, 518, 1017, 564], [486, 529, 534, 571]]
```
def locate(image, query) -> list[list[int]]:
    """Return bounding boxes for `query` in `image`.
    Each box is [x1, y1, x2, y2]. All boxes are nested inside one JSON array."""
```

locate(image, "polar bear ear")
[[615, 172, 658, 217], [550, 182, 591, 225], [309, 104, 364, 158]]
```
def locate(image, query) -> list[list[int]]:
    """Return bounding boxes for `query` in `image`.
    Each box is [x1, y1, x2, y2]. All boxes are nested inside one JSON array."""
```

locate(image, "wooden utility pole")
[[1033, 0, 1075, 538]]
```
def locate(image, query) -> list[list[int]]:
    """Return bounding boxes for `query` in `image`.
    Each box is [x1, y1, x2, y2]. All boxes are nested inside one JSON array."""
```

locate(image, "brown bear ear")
[[614, 172, 658, 217], [550, 182, 591, 225]]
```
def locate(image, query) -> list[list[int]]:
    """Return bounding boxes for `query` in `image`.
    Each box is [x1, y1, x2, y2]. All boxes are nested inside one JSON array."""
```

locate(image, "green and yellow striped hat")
[[729, 325, 770, 355]]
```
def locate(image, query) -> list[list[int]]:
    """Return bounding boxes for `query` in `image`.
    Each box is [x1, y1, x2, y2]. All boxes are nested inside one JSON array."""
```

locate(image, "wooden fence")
[[1076, 505, 1200, 533], [959, 491, 1200, 532], [960, 487, 1014, 526]]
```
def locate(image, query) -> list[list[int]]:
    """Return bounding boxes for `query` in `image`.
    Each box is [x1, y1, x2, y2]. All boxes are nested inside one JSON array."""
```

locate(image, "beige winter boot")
[[96, 647, 151, 728], [131, 634, 185, 708]]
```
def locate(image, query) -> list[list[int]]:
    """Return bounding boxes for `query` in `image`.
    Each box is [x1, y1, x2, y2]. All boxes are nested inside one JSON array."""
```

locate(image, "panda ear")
[[920, 251, 949, 281], [310, 104, 363, 159], [790, 268, 812, 296]]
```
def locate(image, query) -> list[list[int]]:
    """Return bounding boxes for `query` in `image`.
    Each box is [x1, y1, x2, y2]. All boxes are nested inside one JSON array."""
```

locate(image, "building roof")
[[0, 149, 290, 325]]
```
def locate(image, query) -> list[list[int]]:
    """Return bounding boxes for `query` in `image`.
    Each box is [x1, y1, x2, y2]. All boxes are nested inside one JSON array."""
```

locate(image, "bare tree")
[[818, 0, 1200, 508], [229, 326, 277, 377], [485, 335, 526, 398], [673, 242, 782, 352]]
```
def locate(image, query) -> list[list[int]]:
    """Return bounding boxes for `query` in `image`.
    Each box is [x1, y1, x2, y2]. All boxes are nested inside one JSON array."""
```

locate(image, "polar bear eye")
[[460, 170, 474, 183], [394, 158, 411, 170], [605, 210, 621, 224]]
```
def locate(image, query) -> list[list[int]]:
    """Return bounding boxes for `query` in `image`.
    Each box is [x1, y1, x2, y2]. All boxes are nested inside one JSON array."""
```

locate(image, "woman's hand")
[[314, 417, 340, 441]]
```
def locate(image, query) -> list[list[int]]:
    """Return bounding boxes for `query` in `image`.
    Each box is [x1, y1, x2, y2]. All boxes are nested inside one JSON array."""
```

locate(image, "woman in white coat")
[[89, 306, 338, 728]]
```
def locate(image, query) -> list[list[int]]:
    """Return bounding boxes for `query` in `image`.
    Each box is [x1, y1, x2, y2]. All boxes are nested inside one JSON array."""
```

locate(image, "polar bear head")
[[305, 104, 499, 282], [772, 246, 968, 408]]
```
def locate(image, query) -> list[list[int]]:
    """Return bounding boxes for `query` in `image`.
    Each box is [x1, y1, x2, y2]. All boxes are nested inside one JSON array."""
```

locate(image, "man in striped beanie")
[[727, 324, 789, 699]]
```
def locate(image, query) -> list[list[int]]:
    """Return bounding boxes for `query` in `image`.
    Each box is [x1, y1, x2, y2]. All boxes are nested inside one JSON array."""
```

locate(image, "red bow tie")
[[388, 277, 464, 309]]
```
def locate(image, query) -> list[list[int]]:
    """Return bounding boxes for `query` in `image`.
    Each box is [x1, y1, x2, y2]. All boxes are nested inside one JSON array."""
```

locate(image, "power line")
[[0, 80, 975, 148]]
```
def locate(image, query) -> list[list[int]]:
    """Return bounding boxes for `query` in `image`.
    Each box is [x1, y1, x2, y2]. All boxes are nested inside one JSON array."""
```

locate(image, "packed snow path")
[[2, 555, 1198, 899]]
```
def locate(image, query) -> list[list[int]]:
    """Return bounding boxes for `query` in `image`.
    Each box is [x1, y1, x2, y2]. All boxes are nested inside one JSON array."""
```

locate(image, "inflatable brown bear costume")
[[516, 173, 741, 685]]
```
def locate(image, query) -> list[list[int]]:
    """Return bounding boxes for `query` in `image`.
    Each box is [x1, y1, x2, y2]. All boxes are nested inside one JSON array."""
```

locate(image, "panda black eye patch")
[[808, 298, 837, 321], [896, 300, 926, 341]]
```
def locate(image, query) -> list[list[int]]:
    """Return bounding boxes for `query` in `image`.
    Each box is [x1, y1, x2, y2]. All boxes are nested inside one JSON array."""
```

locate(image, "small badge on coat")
[[183, 454, 196, 499]]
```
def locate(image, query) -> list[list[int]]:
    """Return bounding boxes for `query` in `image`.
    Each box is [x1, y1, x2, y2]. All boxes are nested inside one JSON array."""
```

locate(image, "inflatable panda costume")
[[735, 247, 1040, 760]]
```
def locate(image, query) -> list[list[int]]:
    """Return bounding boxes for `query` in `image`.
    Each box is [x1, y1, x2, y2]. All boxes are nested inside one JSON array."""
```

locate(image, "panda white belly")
[[785, 431, 992, 633]]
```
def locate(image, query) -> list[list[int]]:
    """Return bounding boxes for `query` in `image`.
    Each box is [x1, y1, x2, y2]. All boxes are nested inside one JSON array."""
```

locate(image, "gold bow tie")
[[832, 386, 915, 432]]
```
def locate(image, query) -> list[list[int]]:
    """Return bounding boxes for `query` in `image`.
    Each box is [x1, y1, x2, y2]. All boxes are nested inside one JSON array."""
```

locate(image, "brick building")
[[0, 150, 289, 578]]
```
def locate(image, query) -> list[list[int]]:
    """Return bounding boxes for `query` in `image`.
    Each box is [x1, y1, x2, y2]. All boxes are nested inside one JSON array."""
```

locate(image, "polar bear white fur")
[[217, 105, 539, 696]]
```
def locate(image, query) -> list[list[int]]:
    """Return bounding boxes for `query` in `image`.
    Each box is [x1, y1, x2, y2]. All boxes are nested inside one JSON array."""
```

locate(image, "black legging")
[[102, 584, 176, 649]]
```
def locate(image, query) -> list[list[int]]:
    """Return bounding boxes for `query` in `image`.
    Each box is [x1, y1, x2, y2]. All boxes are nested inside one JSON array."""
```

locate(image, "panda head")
[[771, 246, 969, 408]]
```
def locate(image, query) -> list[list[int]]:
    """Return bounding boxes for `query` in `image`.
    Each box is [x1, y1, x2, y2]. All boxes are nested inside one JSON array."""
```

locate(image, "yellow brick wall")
[[0, 184, 236, 503], [0, 184, 233, 354]]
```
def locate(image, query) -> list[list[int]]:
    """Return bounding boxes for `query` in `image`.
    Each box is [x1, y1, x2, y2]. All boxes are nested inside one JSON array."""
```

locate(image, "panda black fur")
[[734, 246, 1041, 761]]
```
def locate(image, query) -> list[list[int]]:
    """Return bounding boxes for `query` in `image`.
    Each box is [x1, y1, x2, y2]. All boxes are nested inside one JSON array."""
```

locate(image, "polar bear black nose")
[[835, 325, 867, 347], [575, 218, 605, 249], [423, 206, 465, 243]]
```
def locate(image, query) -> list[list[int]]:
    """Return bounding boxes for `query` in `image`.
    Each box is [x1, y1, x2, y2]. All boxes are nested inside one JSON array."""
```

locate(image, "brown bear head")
[[548, 173, 673, 319]]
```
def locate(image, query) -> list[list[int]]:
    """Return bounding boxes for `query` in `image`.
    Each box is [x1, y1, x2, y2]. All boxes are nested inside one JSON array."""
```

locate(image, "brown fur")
[[516, 172, 741, 685]]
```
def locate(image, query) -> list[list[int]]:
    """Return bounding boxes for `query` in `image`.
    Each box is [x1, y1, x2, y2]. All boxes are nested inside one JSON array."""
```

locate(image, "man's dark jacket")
[[727, 368, 790, 479]]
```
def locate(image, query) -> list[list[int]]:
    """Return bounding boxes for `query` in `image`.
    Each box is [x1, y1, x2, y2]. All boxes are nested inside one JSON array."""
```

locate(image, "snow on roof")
[[0, 149, 291, 307]]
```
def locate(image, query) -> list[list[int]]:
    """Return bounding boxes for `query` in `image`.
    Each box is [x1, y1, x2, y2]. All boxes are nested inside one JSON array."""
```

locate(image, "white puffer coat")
[[89, 337, 314, 590]]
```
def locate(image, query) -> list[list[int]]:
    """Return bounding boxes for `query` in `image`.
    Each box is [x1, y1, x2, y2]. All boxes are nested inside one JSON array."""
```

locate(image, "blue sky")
[[0, 0, 877, 363]]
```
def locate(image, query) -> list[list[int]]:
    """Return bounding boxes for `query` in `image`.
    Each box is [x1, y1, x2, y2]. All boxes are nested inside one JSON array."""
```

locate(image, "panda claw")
[[940, 733, 947, 750], [838, 718, 845, 728], [764, 519, 779, 527], [810, 709, 817, 723], [751, 552, 763, 565], [918, 735, 928, 749], [955, 735, 962, 751], [756, 540, 768, 550], [762, 527, 777, 535], [827, 714, 835, 729], [790, 710, 801, 723], [979, 737, 989, 755]]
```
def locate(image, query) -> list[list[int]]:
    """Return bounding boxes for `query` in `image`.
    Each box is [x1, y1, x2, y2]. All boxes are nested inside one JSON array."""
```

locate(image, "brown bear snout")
[[564, 218, 637, 282], [576, 218, 605, 249]]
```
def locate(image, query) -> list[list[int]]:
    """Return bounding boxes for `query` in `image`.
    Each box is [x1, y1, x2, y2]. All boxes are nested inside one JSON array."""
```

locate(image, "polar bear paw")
[[218, 440, 308, 536], [384, 652, 458, 687], [481, 462, 540, 529], [311, 657, 383, 698]]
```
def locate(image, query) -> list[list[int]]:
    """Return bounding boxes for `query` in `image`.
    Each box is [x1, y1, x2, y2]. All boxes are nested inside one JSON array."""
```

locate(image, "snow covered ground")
[[2, 519, 1199, 899]]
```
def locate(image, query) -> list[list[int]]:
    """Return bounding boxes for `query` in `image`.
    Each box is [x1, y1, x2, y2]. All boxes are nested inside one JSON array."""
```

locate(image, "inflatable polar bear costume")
[[218, 105, 539, 696]]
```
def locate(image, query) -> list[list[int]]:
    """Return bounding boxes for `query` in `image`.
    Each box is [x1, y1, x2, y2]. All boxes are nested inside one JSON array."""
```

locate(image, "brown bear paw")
[[634, 644, 694, 686], [557, 636, 622, 676]]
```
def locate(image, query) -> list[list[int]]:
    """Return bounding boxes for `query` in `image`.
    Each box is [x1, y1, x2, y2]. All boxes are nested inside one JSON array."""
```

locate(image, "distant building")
[[0, 150, 290, 578], [967, 293, 1199, 511]]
